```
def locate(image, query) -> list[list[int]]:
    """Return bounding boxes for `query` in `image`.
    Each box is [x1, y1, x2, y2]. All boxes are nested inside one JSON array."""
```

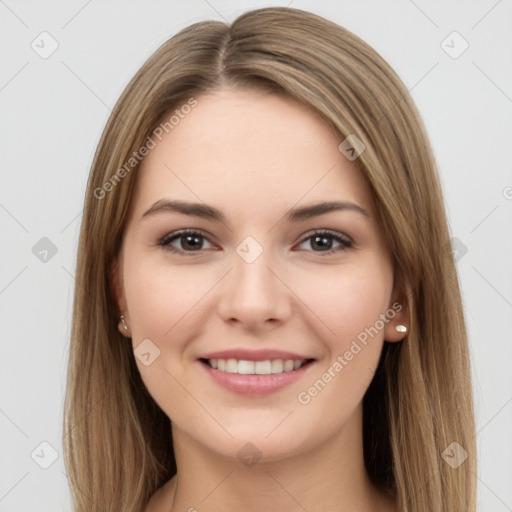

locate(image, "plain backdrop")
[[1, 1, 511, 510]]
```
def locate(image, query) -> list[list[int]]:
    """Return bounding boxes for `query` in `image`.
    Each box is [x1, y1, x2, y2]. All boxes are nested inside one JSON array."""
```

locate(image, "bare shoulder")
[[142, 478, 175, 512]]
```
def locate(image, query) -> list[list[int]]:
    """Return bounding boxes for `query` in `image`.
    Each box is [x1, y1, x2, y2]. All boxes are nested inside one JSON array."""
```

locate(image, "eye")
[[158, 230, 216, 255], [296, 230, 352, 255], [158, 229, 353, 256]]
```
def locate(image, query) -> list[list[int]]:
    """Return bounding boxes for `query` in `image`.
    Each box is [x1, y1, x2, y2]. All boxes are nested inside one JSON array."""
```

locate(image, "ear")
[[384, 276, 410, 343], [110, 256, 133, 338], [110, 257, 127, 316]]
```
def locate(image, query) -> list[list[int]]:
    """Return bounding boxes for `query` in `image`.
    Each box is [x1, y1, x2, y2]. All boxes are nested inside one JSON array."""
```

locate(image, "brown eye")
[[297, 230, 352, 255], [159, 230, 215, 254]]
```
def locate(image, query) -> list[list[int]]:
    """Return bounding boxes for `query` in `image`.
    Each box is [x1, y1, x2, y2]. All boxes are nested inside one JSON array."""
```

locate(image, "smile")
[[203, 358, 312, 375], [198, 352, 316, 396]]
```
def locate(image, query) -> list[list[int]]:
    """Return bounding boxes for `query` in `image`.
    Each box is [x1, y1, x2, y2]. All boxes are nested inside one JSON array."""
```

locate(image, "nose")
[[217, 247, 293, 333]]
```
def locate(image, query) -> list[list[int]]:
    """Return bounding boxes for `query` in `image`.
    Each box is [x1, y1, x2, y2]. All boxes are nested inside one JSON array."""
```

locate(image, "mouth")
[[197, 351, 316, 396], [199, 357, 315, 374]]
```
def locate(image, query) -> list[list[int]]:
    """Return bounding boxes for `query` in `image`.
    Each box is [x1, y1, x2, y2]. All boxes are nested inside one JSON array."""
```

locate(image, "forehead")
[[132, 88, 374, 221]]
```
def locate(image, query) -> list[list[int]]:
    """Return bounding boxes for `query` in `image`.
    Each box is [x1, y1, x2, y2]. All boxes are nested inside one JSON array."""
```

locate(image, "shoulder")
[[142, 478, 175, 512]]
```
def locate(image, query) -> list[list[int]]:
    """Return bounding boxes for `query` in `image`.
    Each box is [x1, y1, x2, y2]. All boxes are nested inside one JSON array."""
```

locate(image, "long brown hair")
[[63, 7, 477, 511]]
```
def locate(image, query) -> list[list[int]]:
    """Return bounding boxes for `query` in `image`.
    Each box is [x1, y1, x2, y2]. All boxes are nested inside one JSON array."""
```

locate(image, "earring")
[[395, 325, 407, 333], [119, 315, 130, 334]]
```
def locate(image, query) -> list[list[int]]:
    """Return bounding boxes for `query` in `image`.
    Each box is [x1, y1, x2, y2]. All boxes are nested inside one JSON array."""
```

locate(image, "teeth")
[[255, 360, 272, 375], [283, 360, 294, 372], [271, 360, 283, 373], [238, 360, 255, 374], [226, 359, 238, 373], [207, 358, 308, 374]]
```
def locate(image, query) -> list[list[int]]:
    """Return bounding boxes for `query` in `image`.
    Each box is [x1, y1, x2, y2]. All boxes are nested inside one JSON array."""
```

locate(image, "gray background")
[[1, 1, 511, 510]]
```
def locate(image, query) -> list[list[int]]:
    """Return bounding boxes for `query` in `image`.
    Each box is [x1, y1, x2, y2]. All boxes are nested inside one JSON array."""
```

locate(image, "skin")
[[112, 87, 408, 512]]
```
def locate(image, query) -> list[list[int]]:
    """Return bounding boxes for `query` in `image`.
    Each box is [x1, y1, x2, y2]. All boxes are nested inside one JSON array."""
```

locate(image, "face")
[[113, 87, 407, 463]]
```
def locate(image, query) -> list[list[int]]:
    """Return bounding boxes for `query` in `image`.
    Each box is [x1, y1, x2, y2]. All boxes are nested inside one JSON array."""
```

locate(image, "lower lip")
[[199, 360, 314, 396]]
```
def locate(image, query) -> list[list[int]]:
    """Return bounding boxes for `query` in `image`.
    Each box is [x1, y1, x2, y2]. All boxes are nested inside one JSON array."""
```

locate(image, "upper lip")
[[199, 349, 315, 361]]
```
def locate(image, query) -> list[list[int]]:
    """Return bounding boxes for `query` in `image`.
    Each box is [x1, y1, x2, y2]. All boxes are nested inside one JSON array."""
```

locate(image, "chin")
[[187, 418, 318, 466]]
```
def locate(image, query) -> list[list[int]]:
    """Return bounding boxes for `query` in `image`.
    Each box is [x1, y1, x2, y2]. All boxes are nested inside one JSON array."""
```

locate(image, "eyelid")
[[299, 228, 352, 244], [159, 228, 212, 243]]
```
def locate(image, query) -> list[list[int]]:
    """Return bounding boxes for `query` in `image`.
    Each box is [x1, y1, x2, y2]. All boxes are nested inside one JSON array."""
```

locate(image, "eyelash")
[[157, 229, 353, 256]]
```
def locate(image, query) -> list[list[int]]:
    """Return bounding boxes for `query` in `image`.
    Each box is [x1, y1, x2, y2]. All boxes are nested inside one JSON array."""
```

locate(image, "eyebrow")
[[141, 199, 370, 222]]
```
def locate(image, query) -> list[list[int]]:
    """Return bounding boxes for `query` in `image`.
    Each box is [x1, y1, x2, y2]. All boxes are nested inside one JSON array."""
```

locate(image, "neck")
[[167, 405, 396, 512]]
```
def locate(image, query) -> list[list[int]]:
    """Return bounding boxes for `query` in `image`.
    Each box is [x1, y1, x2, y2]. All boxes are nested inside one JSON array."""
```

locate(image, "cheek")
[[123, 254, 213, 343], [292, 262, 392, 425], [296, 261, 393, 351], [122, 255, 215, 421]]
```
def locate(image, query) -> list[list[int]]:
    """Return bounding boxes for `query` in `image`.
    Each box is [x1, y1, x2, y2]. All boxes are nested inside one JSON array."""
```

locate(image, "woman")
[[63, 7, 477, 511]]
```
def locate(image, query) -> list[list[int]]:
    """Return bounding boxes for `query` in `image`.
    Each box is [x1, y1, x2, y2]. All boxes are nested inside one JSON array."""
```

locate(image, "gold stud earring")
[[395, 325, 407, 333]]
